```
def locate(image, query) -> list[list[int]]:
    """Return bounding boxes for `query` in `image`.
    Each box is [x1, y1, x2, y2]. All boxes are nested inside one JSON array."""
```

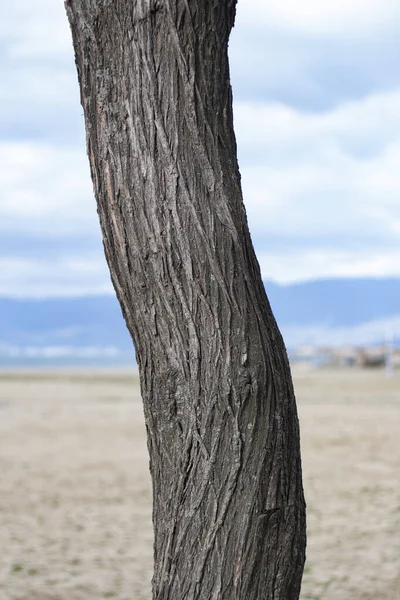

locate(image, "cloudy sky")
[[1, 0, 400, 297]]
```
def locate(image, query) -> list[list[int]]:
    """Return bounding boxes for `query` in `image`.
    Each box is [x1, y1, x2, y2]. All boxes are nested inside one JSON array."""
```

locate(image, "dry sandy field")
[[0, 368, 399, 600]]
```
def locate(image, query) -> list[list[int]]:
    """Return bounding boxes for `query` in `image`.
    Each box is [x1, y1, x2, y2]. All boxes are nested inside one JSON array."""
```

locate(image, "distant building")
[[289, 342, 400, 370]]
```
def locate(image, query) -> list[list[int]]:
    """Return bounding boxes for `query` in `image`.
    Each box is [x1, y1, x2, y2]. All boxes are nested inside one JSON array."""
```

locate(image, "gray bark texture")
[[66, 1, 306, 598]]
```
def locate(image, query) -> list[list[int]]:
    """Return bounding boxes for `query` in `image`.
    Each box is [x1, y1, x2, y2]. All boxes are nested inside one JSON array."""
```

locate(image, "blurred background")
[[0, 1, 399, 599]]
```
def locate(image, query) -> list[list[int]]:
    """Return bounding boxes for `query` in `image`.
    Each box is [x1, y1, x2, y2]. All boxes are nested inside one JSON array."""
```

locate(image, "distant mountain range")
[[0, 295, 134, 366], [1, 277, 399, 365], [265, 278, 400, 349]]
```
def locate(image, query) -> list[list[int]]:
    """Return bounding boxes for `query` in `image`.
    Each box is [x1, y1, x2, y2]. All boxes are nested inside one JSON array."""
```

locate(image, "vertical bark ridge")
[[66, 1, 306, 598]]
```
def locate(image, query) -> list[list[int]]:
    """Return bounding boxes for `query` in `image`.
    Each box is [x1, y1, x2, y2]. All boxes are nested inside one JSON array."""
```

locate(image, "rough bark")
[[65, 1, 306, 598]]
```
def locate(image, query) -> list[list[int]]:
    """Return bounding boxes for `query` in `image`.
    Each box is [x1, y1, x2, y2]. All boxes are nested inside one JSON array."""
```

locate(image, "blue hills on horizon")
[[1, 277, 399, 366]]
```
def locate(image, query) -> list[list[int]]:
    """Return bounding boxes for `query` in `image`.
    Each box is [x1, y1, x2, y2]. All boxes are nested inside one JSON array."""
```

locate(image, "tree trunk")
[[65, 1, 306, 598]]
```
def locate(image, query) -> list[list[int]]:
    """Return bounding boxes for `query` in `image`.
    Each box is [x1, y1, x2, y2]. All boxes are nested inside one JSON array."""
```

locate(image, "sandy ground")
[[0, 368, 399, 600]]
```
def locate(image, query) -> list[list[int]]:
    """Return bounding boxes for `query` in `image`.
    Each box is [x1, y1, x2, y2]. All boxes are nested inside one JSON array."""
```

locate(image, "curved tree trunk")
[[66, 1, 306, 598]]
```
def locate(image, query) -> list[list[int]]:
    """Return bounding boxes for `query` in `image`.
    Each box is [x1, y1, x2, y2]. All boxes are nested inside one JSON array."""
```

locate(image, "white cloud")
[[0, 142, 95, 235], [0, 1, 71, 60], [0, 257, 112, 298], [235, 89, 400, 152], [0, 65, 79, 115], [234, 88, 400, 245], [257, 249, 400, 284], [0, 1, 82, 146], [2, 87, 400, 293], [0, 1, 399, 296], [237, 0, 400, 36]]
